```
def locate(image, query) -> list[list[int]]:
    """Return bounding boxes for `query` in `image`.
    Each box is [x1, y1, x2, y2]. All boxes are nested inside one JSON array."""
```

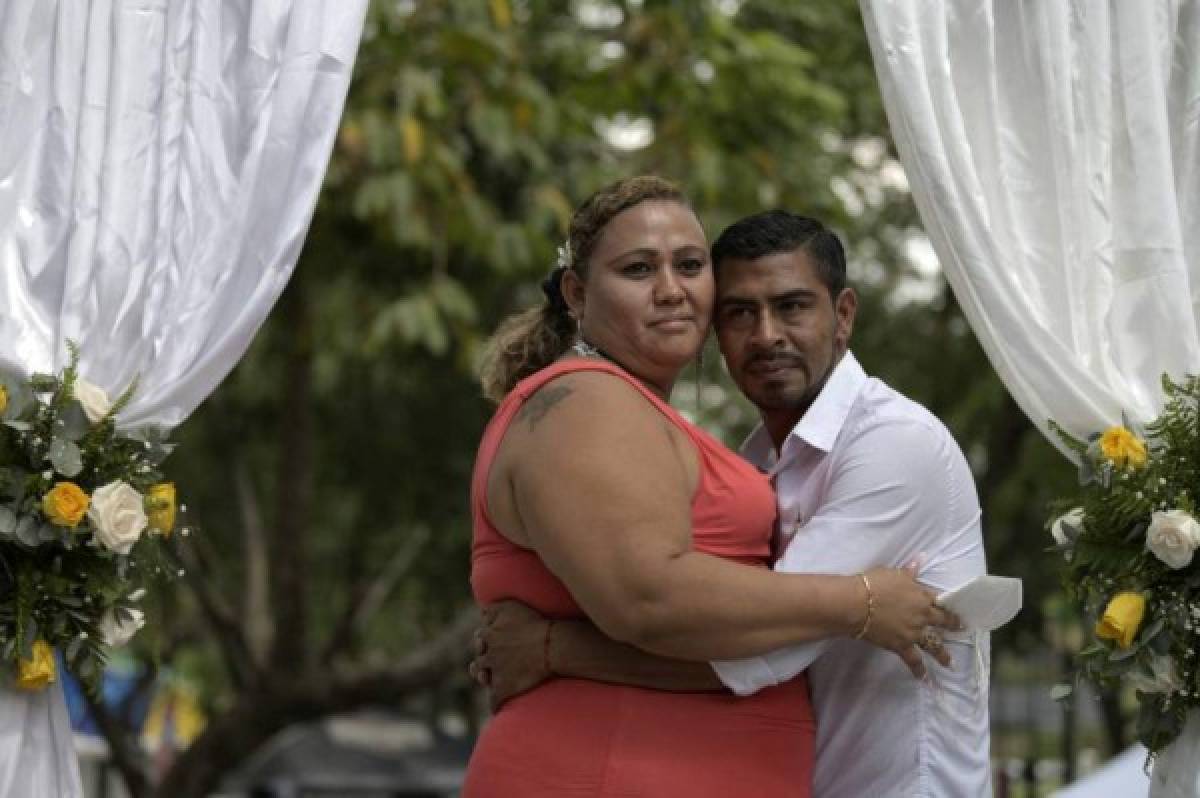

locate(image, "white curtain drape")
[[0, 0, 368, 429], [0, 1, 367, 794], [859, 0, 1200, 452]]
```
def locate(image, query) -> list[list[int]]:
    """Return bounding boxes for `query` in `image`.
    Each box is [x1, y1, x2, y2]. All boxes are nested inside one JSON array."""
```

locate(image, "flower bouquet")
[[0, 344, 181, 694], [1050, 375, 1200, 756]]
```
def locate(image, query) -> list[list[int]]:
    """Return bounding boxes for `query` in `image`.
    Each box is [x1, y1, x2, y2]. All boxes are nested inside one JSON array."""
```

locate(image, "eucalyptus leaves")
[[0, 344, 182, 693]]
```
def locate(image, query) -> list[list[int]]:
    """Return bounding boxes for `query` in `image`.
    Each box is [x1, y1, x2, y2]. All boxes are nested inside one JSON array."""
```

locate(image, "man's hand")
[[469, 600, 554, 711]]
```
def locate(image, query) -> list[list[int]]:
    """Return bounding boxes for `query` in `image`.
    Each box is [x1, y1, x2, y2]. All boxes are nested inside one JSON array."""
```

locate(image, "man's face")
[[714, 249, 856, 416]]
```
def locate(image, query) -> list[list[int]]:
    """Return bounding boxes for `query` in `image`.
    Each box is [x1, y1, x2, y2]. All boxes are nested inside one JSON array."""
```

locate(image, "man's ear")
[[562, 269, 585, 320], [834, 287, 857, 352]]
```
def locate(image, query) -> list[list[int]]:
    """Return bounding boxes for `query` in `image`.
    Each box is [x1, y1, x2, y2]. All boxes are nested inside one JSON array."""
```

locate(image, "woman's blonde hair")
[[479, 175, 688, 402]]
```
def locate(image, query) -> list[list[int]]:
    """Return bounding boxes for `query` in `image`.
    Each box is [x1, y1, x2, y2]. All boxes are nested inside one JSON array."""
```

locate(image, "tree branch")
[[319, 525, 432, 665], [235, 459, 273, 667], [154, 606, 478, 798], [175, 541, 258, 690]]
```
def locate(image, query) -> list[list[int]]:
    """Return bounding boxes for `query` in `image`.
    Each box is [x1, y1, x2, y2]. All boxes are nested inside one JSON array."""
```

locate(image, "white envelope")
[[935, 575, 1022, 631]]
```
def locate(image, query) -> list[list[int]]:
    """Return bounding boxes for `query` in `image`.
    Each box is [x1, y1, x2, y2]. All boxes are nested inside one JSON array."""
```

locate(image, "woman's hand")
[[858, 566, 961, 678], [469, 601, 554, 712]]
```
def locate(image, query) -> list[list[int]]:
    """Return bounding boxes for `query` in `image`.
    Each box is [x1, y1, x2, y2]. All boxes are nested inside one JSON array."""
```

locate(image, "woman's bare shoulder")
[[511, 368, 660, 436]]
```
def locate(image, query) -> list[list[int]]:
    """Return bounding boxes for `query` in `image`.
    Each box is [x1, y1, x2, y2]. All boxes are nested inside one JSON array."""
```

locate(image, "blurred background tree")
[[101, 1, 1095, 796]]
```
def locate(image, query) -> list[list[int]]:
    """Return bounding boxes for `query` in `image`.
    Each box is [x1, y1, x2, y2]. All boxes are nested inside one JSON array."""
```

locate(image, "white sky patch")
[[596, 113, 655, 150], [851, 136, 886, 169], [601, 40, 625, 60], [577, 1, 624, 28], [693, 59, 715, 83], [831, 175, 865, 217], [888, 233, 944, 308], [757, 181, 779, 207], [880, 157, 909, 192], [714, 0, 744, 16]]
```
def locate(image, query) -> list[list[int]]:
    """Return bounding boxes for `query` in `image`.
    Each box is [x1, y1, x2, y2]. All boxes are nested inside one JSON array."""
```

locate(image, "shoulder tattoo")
[[516, 383, 574, 429]]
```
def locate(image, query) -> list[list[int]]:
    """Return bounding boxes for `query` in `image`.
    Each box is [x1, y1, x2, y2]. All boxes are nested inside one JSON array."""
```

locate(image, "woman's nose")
[[654, 268, 685, 303]]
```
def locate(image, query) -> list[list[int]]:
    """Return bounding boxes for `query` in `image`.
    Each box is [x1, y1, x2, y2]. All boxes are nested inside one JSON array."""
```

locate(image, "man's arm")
[[475, 601, 722, 711], [714, 416, 976, 695]]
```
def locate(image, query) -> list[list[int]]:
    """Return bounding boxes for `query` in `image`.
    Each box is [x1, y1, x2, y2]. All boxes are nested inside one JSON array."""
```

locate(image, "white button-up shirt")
[[712, 352, 992, 798]]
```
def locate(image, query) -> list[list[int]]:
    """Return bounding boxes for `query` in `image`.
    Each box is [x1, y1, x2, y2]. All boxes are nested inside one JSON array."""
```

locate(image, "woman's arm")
[[494, 372, 945, 667]]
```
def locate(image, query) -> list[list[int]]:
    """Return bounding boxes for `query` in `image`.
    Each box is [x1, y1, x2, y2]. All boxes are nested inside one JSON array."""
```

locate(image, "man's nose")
[[750, 311, 784, 347]]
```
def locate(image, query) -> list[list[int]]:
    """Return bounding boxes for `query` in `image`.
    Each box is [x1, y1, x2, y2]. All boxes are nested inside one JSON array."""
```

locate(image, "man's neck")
[[764, 408, 805, 454]]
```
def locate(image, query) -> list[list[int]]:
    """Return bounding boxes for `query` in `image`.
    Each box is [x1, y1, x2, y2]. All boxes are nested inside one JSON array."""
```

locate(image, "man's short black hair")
[[710, 210, 847, 299]]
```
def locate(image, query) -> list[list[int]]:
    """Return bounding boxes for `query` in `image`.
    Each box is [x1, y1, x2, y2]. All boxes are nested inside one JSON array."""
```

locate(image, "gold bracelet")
[[854, 572, 875, 640]]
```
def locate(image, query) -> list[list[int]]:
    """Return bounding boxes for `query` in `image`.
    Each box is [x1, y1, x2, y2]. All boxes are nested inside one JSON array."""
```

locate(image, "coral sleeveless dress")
[[465, 359, 815, 797]]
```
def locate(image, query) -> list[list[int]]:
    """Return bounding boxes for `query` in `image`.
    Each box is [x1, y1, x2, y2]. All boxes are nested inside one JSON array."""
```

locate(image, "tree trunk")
[[268, 279, 314, 671]]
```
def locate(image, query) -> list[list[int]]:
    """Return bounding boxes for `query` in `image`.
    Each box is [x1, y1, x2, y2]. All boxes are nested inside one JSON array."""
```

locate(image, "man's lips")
[[745, 355, 804, 375]]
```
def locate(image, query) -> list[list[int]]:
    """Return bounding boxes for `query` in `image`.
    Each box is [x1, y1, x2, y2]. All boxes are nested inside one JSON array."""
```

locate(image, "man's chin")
[[741, 384, 810, 412]]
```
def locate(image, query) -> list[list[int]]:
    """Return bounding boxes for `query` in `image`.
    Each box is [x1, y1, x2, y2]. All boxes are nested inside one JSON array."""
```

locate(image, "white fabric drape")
[[0, 1, 367, 794], [0, 0, 368, 430], [859, 0, 1200, 452], [0, 687, 80, 798]]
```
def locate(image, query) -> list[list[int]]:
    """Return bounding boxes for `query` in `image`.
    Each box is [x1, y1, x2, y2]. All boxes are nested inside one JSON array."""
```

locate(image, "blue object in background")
[[60, 655, 153, 738]]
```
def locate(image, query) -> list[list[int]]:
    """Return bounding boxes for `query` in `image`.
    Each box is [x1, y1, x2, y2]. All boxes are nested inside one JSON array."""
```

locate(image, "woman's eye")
[[677, 258, 706, 274]]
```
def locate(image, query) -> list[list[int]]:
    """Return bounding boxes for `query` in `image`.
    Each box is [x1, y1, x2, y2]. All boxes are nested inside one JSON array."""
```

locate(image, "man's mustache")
[[746, 351, 805, 366]]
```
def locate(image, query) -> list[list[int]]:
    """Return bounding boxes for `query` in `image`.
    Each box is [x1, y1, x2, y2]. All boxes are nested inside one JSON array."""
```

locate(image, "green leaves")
[[48, 438, 83, 478]]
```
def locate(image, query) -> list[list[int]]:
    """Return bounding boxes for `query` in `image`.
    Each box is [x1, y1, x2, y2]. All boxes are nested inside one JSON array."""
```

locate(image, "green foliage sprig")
[[1052, 375, 1200, 756]]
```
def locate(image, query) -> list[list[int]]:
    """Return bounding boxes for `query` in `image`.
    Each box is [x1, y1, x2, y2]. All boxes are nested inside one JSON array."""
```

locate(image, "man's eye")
[[623, 262, 652, 276]]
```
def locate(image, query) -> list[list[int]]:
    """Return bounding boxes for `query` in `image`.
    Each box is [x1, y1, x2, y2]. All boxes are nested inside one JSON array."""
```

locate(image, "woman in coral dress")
[[464, 176, 946, 797]]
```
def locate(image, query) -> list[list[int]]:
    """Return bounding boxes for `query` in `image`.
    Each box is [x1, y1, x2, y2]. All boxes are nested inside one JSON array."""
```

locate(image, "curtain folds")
[[0, 2, 367, 793], [0, 0, 368, 429], [860, 0, 1200, 453]]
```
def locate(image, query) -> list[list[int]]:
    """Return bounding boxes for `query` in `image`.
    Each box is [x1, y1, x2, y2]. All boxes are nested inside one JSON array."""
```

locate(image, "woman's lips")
[[650, 316, 695, 331]]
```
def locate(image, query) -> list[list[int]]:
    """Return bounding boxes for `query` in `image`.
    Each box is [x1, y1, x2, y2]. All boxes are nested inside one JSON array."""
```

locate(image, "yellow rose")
[[15, 641, 56, 691], [0, 384, 8, 415], [1099, 426, 1147, 469], [42, 482, 90, 527], [146, 482, 176, 536], [1095, 591, 1146, 649]]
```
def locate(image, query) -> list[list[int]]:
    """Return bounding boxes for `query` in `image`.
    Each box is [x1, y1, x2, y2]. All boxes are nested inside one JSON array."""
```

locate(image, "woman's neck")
[[569, 340, 675, 400]]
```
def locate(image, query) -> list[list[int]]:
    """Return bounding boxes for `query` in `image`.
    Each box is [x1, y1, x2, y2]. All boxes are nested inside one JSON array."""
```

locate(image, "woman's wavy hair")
[[479, 175, 688, 402]]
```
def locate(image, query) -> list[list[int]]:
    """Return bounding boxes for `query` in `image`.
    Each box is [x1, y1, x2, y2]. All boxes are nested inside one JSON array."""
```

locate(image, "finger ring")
[[918, 627, 943, 650]]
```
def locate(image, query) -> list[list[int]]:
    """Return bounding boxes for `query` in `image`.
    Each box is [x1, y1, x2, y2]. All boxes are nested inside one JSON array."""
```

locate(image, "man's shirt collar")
[[741, 351, 867, 471]]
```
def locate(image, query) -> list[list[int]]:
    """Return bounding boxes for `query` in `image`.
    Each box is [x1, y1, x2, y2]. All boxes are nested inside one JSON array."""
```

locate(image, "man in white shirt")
[[474, 210, 992, 797]]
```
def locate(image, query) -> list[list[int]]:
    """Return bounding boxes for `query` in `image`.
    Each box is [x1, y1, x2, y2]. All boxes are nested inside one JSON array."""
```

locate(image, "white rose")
[[88, 481, 148, 555], [100, 607, 145, 648], [73, 378, 112, 423], [1128, 654, 1183, 695], [1051, 507, 1085, 546], [1145, 509, 1200, 569]]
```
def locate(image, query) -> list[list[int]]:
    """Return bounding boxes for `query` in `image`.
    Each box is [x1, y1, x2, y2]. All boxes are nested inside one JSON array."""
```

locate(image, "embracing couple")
[[464, 176, 992, 797]]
